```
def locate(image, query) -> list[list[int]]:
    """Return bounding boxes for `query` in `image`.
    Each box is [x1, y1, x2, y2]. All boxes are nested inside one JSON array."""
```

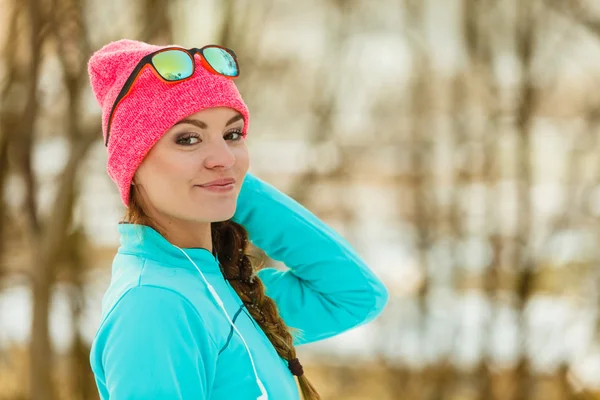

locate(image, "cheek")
[[233, 145, 250, 171], [142, 151, 200, 193]]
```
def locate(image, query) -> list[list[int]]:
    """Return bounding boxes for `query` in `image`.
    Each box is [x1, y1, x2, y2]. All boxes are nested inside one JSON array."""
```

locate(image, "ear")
[[131, 172, 139, 186]]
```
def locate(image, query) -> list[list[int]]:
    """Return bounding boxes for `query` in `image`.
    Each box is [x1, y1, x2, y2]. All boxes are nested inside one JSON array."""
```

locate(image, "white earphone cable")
[[175, 246, 268, 400]]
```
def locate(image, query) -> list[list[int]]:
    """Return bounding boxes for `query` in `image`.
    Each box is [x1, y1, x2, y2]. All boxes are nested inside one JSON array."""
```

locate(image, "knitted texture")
[[87, 39, 250, 206]]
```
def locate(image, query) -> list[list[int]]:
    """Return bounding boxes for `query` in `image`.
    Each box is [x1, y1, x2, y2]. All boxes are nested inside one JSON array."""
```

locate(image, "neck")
[[131, 189, 213, 252], [146, 216, 213, 253]]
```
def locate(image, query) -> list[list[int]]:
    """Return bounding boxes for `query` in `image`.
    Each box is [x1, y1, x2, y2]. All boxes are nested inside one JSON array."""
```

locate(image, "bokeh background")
[[2, 0, 600, 399]]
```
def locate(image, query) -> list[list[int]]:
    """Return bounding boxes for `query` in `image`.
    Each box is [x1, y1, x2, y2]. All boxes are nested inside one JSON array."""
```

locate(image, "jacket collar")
[[117, 222, 222, 273]]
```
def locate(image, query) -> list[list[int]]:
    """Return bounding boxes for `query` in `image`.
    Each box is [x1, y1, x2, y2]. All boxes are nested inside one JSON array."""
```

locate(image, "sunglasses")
[[104, 45, 240, 147]]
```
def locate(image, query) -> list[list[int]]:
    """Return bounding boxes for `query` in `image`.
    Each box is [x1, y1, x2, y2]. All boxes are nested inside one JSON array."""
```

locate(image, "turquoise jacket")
[[90, 172, 389, 399]]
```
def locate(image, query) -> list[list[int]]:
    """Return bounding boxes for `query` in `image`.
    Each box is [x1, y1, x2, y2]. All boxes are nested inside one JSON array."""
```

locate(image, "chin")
[[182, 194, 237, 221], [198, 207, 236, 223]]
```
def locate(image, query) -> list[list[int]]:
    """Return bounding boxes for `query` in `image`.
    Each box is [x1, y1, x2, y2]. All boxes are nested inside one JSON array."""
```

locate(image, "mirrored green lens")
[[152, 50, 194, 81], [203, 47, 239, 77]]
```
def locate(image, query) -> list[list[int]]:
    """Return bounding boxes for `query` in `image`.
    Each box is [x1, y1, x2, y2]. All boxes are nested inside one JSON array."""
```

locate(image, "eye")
[[176, 133, 200, 146], [226, 128, 244, 141]]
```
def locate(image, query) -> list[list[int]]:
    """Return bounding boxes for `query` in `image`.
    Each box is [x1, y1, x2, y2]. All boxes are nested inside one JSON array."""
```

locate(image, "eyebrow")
[[174, 113, 243, 129]]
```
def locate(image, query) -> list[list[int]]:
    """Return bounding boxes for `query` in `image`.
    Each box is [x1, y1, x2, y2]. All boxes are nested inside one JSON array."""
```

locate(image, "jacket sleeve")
[[95, 285, 219, 399], [231, 172, 389, 346]]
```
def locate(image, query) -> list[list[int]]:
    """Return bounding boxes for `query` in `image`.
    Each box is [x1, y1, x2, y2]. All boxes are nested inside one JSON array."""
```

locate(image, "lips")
[[199, 178, 236, 187]]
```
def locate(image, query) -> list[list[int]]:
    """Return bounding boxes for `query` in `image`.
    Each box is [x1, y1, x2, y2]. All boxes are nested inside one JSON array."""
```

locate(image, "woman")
[[87, 39, 389, 400]]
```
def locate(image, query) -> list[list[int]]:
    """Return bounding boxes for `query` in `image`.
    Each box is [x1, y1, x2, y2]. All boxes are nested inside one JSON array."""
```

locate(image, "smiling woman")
[[129, 107, 249, 250], [87, 38, 388, 400]]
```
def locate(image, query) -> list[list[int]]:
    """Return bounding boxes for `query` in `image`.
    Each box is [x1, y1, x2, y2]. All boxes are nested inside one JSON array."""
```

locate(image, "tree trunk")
[[30, 256, 54, 400]]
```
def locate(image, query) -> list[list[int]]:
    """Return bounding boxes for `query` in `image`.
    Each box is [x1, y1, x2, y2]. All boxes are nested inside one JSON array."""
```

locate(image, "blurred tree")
[[0, 0, 98, 398], [139, 0, 173, 44]]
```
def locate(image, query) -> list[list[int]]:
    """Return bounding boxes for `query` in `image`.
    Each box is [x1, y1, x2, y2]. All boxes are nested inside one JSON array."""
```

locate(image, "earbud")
[[257, 378, 268, 399]]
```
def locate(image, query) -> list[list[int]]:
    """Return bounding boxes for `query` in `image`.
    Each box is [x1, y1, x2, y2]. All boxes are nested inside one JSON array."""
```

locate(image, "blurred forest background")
[[2, 0, 600, 399]]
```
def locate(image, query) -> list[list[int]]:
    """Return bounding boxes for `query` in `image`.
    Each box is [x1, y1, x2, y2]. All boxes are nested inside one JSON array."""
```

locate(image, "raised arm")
[[232, 172, 389, 346]]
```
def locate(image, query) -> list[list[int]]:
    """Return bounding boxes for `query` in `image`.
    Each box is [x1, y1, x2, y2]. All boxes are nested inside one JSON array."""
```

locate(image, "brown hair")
[[124, 184, 320, 400]]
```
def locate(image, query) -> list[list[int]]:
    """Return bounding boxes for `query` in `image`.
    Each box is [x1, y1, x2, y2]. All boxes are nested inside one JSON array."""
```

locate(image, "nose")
[[204, 137, 236, 169]]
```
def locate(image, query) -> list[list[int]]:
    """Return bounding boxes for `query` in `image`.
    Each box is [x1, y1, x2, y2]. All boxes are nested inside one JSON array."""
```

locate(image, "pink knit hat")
[[87, 39, 250, 206]]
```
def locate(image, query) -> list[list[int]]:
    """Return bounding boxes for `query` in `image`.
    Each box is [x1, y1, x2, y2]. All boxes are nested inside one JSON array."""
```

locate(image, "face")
[[133, 107, 249, 224]]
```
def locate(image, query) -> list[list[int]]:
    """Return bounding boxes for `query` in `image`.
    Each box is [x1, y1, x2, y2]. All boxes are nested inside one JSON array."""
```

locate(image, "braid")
[[212, 220, 321, 400], [125, 186, 320, 399]]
